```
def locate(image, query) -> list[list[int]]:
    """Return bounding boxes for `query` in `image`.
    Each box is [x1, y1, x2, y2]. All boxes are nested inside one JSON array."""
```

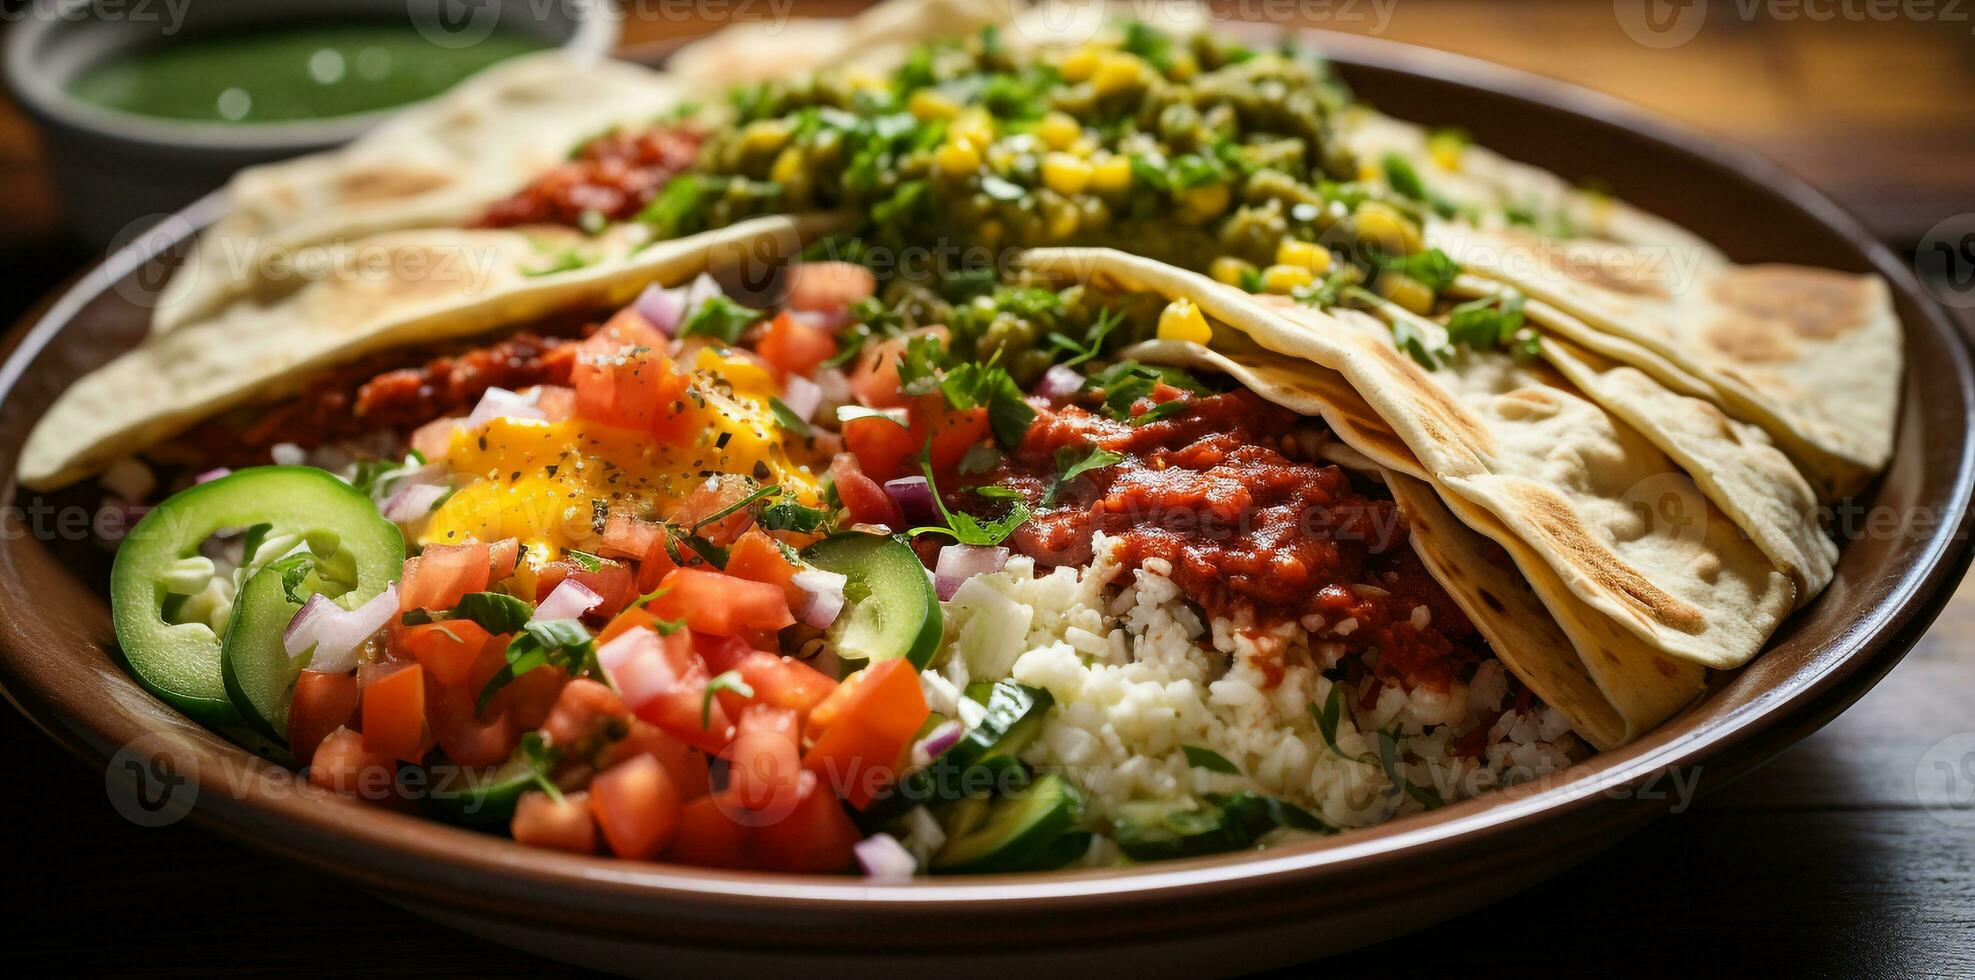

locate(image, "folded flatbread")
[[22, 214, 846, 490], [1030, 247, 1795, 671]]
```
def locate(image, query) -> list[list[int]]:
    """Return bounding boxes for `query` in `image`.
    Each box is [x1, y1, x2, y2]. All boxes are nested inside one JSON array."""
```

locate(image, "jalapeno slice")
[[110, 467, 404, 728]]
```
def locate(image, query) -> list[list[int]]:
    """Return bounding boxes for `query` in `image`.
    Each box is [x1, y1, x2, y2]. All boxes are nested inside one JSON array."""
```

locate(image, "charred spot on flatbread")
[[1510, 481, 1710, 636], [1703, 315, 1800, 363], [337, 166, 455, 204], [1709, 265, 1871, 340]]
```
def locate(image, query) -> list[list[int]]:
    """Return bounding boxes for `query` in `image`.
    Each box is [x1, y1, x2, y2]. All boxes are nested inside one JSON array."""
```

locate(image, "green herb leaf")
[[768, 397, 813, 438], [1182, 745, 1241, 775], [679, 295, 762, 344], [837, 405, 911, 428], [759, 500, 830, 534], [477, 619, 601, 714], [519, 731, 564, 803], [638, 175, 706, 238], [908, 449, 1031, 547], [1311, 682, 1352, 760], [1046, 445, 1123, 506], [703, 670, 754, 728], [1375, 248, 1459, 292], [692, 482, 781, 531], [566, 550, 604, 573], [446, 592, 535, 635]]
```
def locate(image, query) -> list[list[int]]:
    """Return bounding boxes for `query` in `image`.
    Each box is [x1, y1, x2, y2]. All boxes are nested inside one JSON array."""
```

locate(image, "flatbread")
[[155, 53, 686, 334], [1126, 339, 1705, 749], [22, 213, 847, 490], [1030, 247, 1794, 670], [1428, 222, 1900, 501]]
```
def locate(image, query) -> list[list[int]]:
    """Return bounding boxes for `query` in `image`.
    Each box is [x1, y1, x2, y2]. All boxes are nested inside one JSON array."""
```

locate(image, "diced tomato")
[[756, 311, 840, 379], [694, 631, 758, 676], [411, 417, 462, 461], [361, 663, 430, 762], [485, 661, 566, 732], [535, 384, 577, 422], [602, 625, 733, 753], [541, 678, 629, 749], [724, 529, 803, 605], [915, 400, 990, 473], [829, 454, 904, 528], [727, 651, 838, 729], [426, 677, 518, 768], [287, 671, 359, 764], [849, 326, 947, 410], [841, 409, 921, 484], [664, 794, 751, 869], [634, 536, 680, 596], [786, 261, 876, 313], [583, 305, 670, 354], [752, 770, 860, 873], [728, 705, 802, 812], [588, 754, 681, 859], [802, 659, 928, 810], [669, 474, 760, 548], [599, 720, 711, 801], [398, 542, 491, 613], [307, 727, 400, 801], [535, 555, 636, 614], [645, 568, 794, 636], [599, 513, 665, 561], [573, 345, 688, 434], [486, 537, 521, 582], [512, 789, 598, 854], [398, 620, 493, 686]]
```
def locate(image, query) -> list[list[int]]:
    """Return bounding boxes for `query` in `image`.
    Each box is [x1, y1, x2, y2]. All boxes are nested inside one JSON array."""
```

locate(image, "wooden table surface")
[[3, 2, 1973, 975]]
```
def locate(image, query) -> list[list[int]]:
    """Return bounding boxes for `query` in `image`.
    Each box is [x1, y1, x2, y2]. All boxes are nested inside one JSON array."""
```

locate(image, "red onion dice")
[[284, 584, 399, 674], [853, 833, 918, 880], [633, 282, 687, 336], [883, 476, 939, 527], [534, 578, 603, 622], [934, 544, 1008, 600], [466, 386, 546, 429], [779, 374, 823, 423], [1035, 363, 1087, 401], [791, 567, 848, 628]]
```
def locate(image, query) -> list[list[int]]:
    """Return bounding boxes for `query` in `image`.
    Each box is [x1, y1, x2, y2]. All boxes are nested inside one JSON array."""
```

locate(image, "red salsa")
[[972, 388, 1477, 693], [477, 127, 702, 229]]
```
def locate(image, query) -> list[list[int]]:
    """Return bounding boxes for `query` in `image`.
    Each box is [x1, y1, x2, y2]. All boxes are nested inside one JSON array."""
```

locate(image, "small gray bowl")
[[6, 0, 617, 247]]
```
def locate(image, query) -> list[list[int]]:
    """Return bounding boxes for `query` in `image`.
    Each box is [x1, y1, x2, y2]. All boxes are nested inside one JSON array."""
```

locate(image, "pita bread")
[[155, 54, 687, 334], [22, 214, 847, 490], [1125, 340, 1705, 749], [1029, 247, 1794, 670]]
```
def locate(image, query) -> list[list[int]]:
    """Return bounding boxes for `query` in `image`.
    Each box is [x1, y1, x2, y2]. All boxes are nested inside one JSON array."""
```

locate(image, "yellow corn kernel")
[[1059, 46, 1100, 83], [742, 119, 792, 155], [769, 147, 805, 186], [909, 88, 961, 121], [1427, 130, 1467, 172], [843, 68, 888, 93], [1090, 155, 1133, 194], [1275, 238, 1332, 273], [1041, 153, 1094, 196], [1044, 201, 1080, 240], [1353, 201, 1423, 255], [1037, 111, 1081, 150], [1261, 264, 1315, 294], [1092, 51, 1144, 95], [1210, 256, 1257, 288], [936, 139, 982, 175], [1158, 298, 1212, 344], [1376, 272, 1435, 315], [1167, 50, 1199, 81], [949, 110, 995, 151], [1177, 183, 1230, 222], [1069, 135, 1100, 158]]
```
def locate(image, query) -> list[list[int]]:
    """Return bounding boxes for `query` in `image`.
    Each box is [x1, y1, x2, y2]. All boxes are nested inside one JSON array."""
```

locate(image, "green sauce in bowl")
[[69, 23, 546, 125]]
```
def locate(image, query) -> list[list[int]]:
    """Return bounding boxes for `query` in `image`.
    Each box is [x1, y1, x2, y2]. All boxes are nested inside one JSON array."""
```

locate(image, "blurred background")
[[1, 1, 1969, 975]]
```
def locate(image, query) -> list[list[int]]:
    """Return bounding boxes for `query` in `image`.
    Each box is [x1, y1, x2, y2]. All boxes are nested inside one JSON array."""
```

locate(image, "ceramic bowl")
[[0, 26, 1968, 979]]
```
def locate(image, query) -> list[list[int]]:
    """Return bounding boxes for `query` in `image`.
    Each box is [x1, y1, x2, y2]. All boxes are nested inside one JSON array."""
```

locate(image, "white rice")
[[936, 533, 1580, 835]]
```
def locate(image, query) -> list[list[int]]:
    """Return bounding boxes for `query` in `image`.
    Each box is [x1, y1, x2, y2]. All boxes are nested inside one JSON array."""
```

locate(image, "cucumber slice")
[[1109, 791, 1332, 861], [220, 555, 314, 740], [111, 467, 403, 728], [424, 753, 539, 830], [801, 533, 942, 668], [862, 681, 1053, 825], [931, 773, 1082, 874]]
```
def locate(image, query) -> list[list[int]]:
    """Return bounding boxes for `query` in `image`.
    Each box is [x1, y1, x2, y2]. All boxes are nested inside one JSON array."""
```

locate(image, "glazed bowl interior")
[[0, 25, 1968, 973]]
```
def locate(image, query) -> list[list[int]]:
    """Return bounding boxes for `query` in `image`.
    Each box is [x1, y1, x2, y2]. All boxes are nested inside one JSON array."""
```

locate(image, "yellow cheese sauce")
[[421, 348, 823, 561]]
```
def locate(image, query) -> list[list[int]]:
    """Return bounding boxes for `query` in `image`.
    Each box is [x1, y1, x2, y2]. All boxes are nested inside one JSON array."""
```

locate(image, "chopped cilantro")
[[1046, 445, 1123, 506], [1182, 745, 1241, 775], [477, 618, 603, 713], [678, 295, 762, 344], [907, 449, 1031, 547], [566, 550, 604, 572], [703, 671, 754, 728]]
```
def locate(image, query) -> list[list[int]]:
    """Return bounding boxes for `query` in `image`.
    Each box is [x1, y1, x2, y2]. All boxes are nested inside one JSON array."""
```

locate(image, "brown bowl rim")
[[0, 24, 1970, 953]]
